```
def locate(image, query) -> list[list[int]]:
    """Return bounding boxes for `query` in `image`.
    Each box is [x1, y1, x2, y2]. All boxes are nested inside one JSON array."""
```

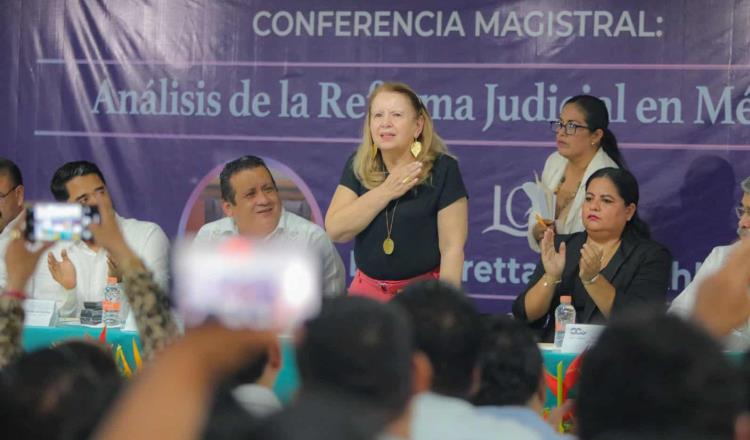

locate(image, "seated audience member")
[[513, 168, 671, 342], [0, 157, 25, 290], [393, 280, 541, 440], [31, 160, 170, 317], [577, 313, 742, 440], [195, 155, 345, 297], [670, 176, 750, 349], [93, 297, 414, 440], [0, 340, 122, 440], [473, 316, 572, 439]]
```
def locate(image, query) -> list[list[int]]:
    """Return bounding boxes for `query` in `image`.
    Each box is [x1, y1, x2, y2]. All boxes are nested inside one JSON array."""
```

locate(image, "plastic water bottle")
[[103, 277, 122, 327], [554, 296, 576, 349]]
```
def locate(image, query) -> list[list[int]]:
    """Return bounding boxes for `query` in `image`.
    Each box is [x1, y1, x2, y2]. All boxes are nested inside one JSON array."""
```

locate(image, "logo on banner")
[[482, 184, 530, 237]]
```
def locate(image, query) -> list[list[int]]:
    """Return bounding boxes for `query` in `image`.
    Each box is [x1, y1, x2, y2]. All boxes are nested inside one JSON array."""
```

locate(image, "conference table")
[[21, 325, 579, 407], [23, 325, 744, 410]]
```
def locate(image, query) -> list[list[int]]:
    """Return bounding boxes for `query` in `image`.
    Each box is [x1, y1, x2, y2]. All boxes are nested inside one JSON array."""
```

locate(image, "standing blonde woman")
[[326, 82, 468, 301]]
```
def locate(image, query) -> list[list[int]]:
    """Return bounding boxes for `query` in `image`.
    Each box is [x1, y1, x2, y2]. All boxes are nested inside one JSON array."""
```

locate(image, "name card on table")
[[22, 299, 58, 327], [561, 324, 605, 353]]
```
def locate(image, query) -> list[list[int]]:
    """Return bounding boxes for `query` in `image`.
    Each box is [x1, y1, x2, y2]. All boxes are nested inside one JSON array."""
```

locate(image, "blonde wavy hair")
[[352, 82, 451, 190]]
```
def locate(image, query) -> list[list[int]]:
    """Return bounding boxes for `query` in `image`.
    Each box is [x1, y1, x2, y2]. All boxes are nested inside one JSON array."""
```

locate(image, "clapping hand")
[[579, 242, 604, 283], [382, 161, 422, 199], [48, 248, 76, 290], [540, 228, 565, 280]]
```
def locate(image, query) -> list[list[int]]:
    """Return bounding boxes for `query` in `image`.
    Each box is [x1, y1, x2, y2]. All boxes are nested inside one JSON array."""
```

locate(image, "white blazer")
[[526, 148, 620, 252]]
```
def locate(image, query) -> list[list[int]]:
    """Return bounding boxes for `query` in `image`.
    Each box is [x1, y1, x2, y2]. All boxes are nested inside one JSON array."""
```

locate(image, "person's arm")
[[312, 231, 347, 297], [90, 194, 178, 360], [93, 324, 273, 440], [608, 243, 671, 314], [692, 238, 750, 338], [437, 197, 467, 287], [515, 229, 566, 322], [325, 161, 422, 243], [668, 247, 722, 317], [0, 223, 53, 368]]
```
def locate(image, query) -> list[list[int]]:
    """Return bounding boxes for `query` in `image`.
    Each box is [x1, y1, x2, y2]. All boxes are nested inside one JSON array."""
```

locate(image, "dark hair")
[[586, 167, 651, 238], [50, 161, 106, 201], [296, 297, 413, 421], [577, 313, 742, 440], [0, 341, 122, 439], [0, 157, 23, 187], [565, 95, 626, 169], [219, 155, 276, 204], [473, 316, 542, 407], [392, 280, 484, 398]]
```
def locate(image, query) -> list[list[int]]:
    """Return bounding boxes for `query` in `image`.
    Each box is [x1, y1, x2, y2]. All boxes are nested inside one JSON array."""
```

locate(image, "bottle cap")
[[560, 295, 572, 304], [107, 276, 118, 285]]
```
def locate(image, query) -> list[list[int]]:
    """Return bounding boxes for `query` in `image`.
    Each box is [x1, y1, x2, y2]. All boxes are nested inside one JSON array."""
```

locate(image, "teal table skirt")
[[21, 325, 300, 404]]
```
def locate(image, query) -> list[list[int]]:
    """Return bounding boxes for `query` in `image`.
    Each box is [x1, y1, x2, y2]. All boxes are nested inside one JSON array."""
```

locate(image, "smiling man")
[[31, 161, 170, 317], [195, 155, 345, 297], [669, 175, 750, 349]]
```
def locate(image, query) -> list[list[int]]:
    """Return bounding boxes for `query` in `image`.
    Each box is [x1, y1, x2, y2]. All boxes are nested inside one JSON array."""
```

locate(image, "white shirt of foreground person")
[[669, 242, 750, 350], [195, 209, 346, 297], [31, 214, 170, 318], [526, 147, 619, 252], [0, 214, 23, 290], [411, 392, 542, 440]]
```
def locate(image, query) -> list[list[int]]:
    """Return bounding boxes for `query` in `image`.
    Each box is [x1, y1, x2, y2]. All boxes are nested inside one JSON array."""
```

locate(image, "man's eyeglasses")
[[550, 120, 590, 135], [736, 206, 750, 219], [0, 185, 18, 200]]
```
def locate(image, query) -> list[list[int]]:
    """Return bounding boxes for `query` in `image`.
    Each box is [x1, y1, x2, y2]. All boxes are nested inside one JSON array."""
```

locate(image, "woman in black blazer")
[[513, 168, 671, 342]]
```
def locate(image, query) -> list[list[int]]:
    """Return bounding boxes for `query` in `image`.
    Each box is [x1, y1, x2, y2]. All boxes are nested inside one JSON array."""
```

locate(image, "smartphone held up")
[[25, 202, 101, 242], [174, 237, 322, 332]]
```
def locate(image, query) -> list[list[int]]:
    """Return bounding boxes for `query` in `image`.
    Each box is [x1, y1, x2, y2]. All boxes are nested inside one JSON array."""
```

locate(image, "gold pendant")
[[410, 140, 422, 158], [383, 238, 395, 255]]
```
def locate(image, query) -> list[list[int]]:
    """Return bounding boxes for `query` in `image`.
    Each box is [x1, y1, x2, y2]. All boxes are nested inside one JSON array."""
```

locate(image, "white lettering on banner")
[[695, 86, 750, 125], [482, 185, 528, 237], [250, 10, 664, 39]]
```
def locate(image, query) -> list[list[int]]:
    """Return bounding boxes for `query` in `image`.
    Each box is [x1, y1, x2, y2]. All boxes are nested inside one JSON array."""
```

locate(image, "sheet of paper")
[[522, 180, 556, 220], [561, 324, 605, 353]]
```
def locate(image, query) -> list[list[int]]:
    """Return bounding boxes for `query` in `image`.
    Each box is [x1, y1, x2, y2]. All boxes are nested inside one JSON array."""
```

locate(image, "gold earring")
[[410, 138, 422, 158]]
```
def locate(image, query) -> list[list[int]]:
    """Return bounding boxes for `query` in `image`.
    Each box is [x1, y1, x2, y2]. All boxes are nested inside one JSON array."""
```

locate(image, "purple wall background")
[[2, 0, 750, 313]]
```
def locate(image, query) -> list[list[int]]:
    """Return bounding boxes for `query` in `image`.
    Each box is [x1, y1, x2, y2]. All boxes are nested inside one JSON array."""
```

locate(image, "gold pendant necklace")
[[383, 199, 399, 255]]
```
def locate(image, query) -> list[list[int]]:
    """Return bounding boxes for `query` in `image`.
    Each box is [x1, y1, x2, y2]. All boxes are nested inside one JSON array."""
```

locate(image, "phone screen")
[[174, 237, 321, 331], [26, 203, 100, 242]]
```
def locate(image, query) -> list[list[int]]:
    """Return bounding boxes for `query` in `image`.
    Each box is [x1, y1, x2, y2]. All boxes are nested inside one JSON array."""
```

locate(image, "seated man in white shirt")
[[31, 161, 170, 318], [669, 175, 750, 349], [0, 158, 25, 290], [392, 280, 541, 440], [195, 155, 345, 297]]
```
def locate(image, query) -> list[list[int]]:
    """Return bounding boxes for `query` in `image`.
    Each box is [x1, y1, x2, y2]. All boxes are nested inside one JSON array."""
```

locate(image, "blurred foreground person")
[[577, 313, 742, 440], [393, 280, 541, 439]]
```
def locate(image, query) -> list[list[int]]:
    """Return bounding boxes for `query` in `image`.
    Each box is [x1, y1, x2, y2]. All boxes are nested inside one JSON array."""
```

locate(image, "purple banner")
[[3, 0, 750, 313]]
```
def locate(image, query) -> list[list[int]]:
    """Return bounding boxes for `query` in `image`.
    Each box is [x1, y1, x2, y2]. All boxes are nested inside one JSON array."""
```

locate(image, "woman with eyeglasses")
[[527, 95, 626, 252], [513, 167, 671, 342], [325, 82, 468, 301]]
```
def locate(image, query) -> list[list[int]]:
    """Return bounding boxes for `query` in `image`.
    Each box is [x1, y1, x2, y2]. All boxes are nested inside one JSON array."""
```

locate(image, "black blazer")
[[512, 229, 672, 342]]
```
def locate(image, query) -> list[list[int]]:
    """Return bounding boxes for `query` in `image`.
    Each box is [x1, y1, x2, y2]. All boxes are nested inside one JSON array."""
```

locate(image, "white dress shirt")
[[669, 242, 750, 350], [411, 392, 542, 440], [526, 147, 620, 252], [30, 214, 170, 317], [195, 209, 346, 297], [0, 214, 23, 290]]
